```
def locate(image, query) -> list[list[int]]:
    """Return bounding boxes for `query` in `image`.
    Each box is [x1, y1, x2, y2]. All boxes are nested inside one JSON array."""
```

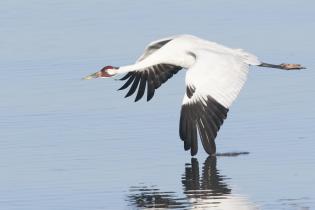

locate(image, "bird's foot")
[[280, 63, 306, 70]]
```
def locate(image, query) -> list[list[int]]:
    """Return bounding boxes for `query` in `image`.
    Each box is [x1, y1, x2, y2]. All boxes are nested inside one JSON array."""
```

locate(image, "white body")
[[116, 34, 261, 108]]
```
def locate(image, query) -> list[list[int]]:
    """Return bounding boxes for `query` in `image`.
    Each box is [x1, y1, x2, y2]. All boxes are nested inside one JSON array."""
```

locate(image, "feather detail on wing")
[[180, 49, 250, 155], [180, 95, 228, 156], [118, 64, 182, 101]]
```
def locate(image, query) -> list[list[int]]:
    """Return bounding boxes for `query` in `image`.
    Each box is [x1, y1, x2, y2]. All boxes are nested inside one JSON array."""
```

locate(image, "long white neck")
[[116, 57, 161, 74], [116, 63, 143, 74], [114, 49, 195, 75]]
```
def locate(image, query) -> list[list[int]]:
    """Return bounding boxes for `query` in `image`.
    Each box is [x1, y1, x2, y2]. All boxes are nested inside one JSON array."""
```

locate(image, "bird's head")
[[83, 65, 118, 80]]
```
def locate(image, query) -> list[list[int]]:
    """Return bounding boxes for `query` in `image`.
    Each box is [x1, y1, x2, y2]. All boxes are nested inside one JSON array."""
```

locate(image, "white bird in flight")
[[84, 34, 304, 156]]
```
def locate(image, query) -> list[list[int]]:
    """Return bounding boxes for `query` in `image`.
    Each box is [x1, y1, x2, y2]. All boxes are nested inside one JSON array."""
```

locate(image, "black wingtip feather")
[[184, 141, 190, 151], [179, 95, 228, 156], [134, 72, 147, 102], [118, 74, 136, 90], [125, 74, 141, 98], [119, 64, 182, 101], [119, 72, 132, 80], [179, 107, 187, 140], [146, 70, 155, 101], [190, 121, 198, 156]]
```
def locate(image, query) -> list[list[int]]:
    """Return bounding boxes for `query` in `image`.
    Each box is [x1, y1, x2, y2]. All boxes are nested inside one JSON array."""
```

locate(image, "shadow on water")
[[127, 154, 257, 209]]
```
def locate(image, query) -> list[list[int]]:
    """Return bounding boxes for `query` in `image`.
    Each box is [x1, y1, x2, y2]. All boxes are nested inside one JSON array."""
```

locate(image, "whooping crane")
[[84, 34, 304, 156]]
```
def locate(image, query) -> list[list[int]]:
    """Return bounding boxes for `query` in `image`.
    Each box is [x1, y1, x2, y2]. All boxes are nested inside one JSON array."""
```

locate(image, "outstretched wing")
[[179, 50, 250, 156], [119, 64, 182, 102]]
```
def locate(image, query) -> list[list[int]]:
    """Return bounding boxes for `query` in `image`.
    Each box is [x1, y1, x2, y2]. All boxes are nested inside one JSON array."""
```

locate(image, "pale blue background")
[[0, 0, 314, 209]]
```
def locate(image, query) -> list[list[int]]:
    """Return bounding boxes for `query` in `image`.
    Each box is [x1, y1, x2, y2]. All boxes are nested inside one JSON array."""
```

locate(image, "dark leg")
[[258, 62, 305, 70]]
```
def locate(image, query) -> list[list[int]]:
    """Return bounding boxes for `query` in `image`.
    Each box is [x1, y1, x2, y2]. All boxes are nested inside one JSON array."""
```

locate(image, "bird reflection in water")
[[127, 155, 257, 209], [127, 186, 188, 209], [182, 157, 231, 201]]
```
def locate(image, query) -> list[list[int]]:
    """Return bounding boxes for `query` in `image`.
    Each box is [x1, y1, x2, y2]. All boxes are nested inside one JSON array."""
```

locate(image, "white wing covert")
[[136, 35, 178, 62]]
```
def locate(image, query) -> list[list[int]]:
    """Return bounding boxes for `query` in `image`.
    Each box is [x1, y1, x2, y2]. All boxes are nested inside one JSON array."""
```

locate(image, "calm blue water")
[[0, 0, 314, 209]]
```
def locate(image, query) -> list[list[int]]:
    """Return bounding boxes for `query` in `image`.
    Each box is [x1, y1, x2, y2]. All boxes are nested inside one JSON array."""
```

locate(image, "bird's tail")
[[234, 49, 261, 65]]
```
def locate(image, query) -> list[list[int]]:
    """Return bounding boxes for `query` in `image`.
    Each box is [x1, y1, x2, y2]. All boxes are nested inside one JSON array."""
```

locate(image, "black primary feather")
[[179, 95, 228, 156], [118, 64, 182, 101]]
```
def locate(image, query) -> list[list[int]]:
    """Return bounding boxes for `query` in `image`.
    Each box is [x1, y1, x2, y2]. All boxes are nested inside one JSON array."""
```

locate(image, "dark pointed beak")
[[82, 72, 99, 80]]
